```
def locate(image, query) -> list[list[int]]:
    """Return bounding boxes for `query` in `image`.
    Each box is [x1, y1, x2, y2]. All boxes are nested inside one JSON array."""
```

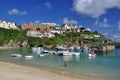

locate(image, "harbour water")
[[0, 48, 120, 80]]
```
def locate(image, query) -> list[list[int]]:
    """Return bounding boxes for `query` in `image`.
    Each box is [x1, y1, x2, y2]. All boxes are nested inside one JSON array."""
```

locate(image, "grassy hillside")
[[0, 28, 27, 45], [0, 27, 106, 47]]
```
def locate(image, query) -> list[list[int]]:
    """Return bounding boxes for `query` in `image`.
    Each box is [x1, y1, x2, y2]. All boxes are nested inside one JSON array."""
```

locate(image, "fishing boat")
[[43, 50, 49, 54], [32, 47, 43, 53]]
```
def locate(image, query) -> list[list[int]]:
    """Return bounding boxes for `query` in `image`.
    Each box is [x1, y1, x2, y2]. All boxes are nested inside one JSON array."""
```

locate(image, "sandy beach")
[[0, 60, 113, 80], [0, 61, 86, 80]]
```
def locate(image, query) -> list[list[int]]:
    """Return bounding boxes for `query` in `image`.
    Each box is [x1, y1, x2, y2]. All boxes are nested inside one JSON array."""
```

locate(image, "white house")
[[81, 34, 93, 39], [40, 32, 55, 38], [51, 30, 61, 34], [93, 34, 100, 38], [0, 20, 18, 30], [51, 26, 65, 34], [62, 24, 77, 31]]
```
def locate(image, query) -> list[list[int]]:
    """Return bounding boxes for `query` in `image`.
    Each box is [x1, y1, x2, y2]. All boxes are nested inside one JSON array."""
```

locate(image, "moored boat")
[[25, 55, 33, 59], [73, 52, 80, 56], [11, 54, 22, 57], [88, 53, 96, 57], [63, 51, 73, 56], [32, 47, 43, 53], [43, 50, 49, 54], [39, 54, 46, 57]]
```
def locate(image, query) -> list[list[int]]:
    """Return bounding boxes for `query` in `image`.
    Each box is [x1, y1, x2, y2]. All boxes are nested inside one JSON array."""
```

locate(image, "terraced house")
[[21, 23, 55, 38]]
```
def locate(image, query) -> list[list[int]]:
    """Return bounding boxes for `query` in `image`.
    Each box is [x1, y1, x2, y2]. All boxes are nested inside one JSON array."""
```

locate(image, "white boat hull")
[[39, 54, 45, 57], [11, 54, 22, 57], [25, 56, 33, 59], [88, 54, 96, 57], [73, 52, 80, 56], [63, 52, 73, 56]]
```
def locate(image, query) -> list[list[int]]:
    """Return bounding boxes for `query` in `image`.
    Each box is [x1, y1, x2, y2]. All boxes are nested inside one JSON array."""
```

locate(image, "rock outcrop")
[[7, 39, 29, 47]]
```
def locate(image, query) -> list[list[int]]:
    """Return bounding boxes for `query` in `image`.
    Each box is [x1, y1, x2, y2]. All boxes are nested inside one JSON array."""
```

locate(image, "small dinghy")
[[25, 55, 33, 59], [39, 54, 46, 57], [11, 54, 22, 57], [88, 53, 96, 57]]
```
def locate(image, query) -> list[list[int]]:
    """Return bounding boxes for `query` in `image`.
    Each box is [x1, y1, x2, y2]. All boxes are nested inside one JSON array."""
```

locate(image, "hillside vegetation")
[[0, 28, 27, 45], [0, 27, 105, 47]]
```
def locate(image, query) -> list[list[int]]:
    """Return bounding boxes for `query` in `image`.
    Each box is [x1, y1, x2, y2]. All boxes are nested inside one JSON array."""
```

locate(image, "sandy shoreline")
[[0, 60, 85, 80], [0, 60, 113, 80]]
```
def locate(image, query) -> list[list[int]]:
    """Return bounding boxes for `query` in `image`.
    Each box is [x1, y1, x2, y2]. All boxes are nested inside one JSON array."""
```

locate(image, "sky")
[[0, 0, 120, 42]]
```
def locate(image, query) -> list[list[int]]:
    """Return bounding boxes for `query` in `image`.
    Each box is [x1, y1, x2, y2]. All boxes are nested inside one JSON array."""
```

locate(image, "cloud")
[[94, 18, 110, 27], [94, 18, 99, 25], [99, 18, 110, 27], [103, 21, 120, 42], [21, 11, 27, 15], [34, 20, 40, 24], [79, 25, 84, 28], [111, 31, 120, 42], [104, 31, 120, 42], [8, 9, 19, 15], [44, 2, 52, 9], [73, 0, 120, 18], [8, 9, 27, 15], [118, 21, 120, 31], [86, 28, 91, 31], [63, 18, 78, 24], [104, 33, 108, 36]]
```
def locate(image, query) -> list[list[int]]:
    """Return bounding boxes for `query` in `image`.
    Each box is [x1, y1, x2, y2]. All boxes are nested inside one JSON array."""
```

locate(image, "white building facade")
[[0, 20, 18, 30], [62, 24, 77, 31], [27, 31, 55, 38]]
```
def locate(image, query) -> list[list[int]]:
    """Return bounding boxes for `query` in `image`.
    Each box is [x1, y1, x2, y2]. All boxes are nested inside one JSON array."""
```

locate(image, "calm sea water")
[[0, 48, 120, 79]]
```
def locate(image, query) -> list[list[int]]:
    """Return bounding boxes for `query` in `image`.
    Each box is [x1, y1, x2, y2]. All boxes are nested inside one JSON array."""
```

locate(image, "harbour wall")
[[95, 45, 115, 53]]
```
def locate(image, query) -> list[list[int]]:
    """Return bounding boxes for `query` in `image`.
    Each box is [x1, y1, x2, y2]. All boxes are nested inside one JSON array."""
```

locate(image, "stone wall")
[[96, 45, 115, 53]]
